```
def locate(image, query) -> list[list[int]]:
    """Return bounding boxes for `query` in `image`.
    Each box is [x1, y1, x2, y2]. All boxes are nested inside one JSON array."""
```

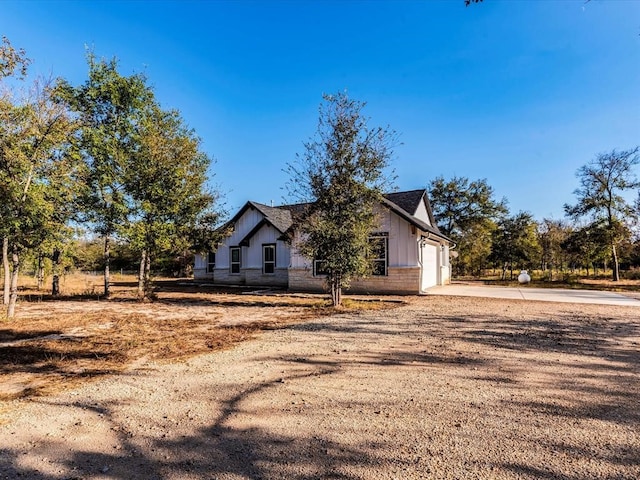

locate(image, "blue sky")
[[2, 0, 639, 220]]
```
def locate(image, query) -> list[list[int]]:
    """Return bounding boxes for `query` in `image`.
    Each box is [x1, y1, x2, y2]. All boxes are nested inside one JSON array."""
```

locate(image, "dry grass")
[[0, 274, 402, 400]]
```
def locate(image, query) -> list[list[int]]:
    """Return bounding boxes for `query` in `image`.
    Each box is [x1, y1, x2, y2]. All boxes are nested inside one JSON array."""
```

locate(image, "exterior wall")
[[290, 207, 421, 271], [242, 225, 290, 269], [194, 206, 291, 288], [288, 208, 423, 294], [194, 253, 209, 280], [289, 266, 420, 295], [440, 245, 451, 285], [194, 196, 450, 293], [413, 199, 431, 225], [211, 266, 245, 285], [387, 209, 419, 268], [245, 267, 288, 287], [288, 267, 326, 292], [217, 207, 265, 269]]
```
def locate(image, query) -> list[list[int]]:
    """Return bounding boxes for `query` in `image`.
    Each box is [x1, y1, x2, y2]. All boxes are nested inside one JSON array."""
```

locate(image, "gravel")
[[0, 295, 638, 479]]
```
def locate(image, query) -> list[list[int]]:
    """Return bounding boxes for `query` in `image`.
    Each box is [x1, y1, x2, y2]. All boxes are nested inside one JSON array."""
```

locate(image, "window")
[[230, 247, 241, 274], [369, 234, 388, 276], [207, 251, 216, 273], [313, 259, 328, 276], [263, 244, 276, 274]]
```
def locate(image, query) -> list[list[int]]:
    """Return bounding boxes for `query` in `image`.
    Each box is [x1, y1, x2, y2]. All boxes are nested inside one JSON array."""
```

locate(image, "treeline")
[[1, 38, 223, 317], [3, 35, 639, 318], [430, 147, 640, 281]]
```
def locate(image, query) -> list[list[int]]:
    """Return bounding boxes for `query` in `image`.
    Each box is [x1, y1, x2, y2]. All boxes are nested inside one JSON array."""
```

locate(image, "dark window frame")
[[369, 233, 388, 276], [263, 243, 276, 274], [313, 259, 328, 277], [230, 247, 241, 274], [207, 251, 216, 273]]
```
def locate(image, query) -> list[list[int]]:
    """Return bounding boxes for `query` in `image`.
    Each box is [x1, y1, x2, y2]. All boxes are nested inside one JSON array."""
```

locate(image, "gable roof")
[[226, 190, 450, 245], [383, 189, 445, 240], [381, 196, 448, 241], [383, 190, 425, 215]]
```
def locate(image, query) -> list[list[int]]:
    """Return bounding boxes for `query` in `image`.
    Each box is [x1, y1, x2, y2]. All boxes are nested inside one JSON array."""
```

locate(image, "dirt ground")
[[0, 290, 638, 479]]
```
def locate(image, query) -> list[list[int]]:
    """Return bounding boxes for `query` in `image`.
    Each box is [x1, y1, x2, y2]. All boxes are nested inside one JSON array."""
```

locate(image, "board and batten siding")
[[195, 196, 450, 292], [413, 200, 431, 224], [289, 207, 418, 270], [289, 207, 426, 294], [242, 224, 290, 270]]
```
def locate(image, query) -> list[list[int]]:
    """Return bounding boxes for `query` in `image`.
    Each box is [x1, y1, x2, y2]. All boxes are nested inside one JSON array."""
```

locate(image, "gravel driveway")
[[1, 296, 638, 479]]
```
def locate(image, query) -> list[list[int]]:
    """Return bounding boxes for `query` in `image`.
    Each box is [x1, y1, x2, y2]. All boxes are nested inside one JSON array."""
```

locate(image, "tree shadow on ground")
[[0, 371, 392, 480], [0, 328, 61, 342], [0, 343, 122, 376]]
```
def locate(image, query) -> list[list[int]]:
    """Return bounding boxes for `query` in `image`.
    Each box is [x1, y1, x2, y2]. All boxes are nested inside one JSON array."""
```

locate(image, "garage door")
[[421, 243, 438, 291]]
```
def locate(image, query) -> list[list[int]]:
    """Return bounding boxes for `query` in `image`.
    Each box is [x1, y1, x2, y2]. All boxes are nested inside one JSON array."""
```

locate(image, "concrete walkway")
[[427, 283, 640, 307]]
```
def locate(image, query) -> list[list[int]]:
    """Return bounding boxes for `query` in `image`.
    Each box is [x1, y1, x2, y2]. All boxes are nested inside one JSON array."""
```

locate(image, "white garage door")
[[421, 243, 439, 291]]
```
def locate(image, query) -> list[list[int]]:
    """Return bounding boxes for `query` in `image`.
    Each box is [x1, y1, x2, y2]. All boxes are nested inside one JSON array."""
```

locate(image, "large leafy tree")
[[123, 103, 222, 299], [565, 147, 639, 281], [55, 54, 152, 298], [561, 222, 609, 276], [429, 176, 507, 276], [537, 218, 571, 280], [0, 79, 77, 317], [1, 36, 31, 306], [490, 211, 540, 280], [286, 92, 396, 306]]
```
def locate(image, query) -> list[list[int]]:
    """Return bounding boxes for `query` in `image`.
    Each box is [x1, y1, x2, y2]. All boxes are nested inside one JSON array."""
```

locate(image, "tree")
[[1, 37, 31, 306], [55, 53, 152, 297], [0, 36, 30, 80], [537, 218, 571, 280], [123, 103, 222, 300], [565, 147, 639, 281], [490, 212, 540, 280], [429, 176, 507, 276], [1, 78, 77, 317], [561, 222, 608, 276], [286, 92, 397, 306]]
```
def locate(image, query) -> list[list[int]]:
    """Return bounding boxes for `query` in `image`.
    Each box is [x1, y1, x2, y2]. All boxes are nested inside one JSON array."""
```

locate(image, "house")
[[193, 189, 451, 294]]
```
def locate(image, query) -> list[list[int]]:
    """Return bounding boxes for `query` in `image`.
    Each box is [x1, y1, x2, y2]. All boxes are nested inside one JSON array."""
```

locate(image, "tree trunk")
[[52, 248, 61, 296], [144, 251, 151, 298], [330, 274, 342, 307], [2, 237, 9, 305], [36, 252, 44, 290], [103, 236, 111, 298], [611, 242, 620, 282], [7, 246, 20, 319], [138, 250, 147, 300]]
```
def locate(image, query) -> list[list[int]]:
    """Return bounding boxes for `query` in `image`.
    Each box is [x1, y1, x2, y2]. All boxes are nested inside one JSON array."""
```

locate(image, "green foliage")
[[429, 176, 507, 275], [537, 218, 572, 279], [561, 223, 606, 274], [490, 211, 541, 279], [0, 36, 30, 79], [122, 102, 222, 297], [287, 92, 397, 306], [564, 147, 640, 281], [54, 53, 152, 237], [54, 53, 156, 297], [1, 66, 79, 315]]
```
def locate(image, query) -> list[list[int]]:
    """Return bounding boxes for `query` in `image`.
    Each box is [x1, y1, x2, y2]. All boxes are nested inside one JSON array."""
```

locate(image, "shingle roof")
[[383, 190, 425, 216], [228, 190, 450, 245], [249, 202, 295, 233], [380, 196, 448, 241]]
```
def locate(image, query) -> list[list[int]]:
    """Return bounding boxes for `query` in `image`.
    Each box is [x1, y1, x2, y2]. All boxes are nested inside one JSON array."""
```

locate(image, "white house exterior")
[[194, 189, 451, 294]]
